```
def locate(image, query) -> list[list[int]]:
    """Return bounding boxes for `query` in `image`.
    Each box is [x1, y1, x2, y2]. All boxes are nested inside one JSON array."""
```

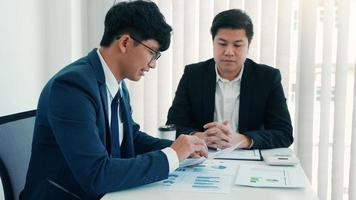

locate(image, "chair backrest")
[[0, 157, 12, 200], [0, 110, 36, 200]]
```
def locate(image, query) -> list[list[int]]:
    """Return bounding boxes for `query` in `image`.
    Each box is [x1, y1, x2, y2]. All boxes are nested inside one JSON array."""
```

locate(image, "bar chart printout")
[[160, 160, 235, 193]]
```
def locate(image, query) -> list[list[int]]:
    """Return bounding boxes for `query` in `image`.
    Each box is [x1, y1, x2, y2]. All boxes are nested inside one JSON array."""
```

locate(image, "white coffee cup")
[[158, 124, 176, 141]]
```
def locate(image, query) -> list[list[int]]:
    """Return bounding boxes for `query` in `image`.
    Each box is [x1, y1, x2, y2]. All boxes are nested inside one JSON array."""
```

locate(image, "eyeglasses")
[[130, 36, 161, 63]]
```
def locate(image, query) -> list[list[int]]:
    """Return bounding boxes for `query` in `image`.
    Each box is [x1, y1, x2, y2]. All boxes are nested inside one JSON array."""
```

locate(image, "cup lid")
[[158, 124, 176, 131]]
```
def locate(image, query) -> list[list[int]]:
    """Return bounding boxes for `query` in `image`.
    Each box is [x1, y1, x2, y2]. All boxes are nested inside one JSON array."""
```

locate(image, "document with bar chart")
[[160, 160, 236, 193]]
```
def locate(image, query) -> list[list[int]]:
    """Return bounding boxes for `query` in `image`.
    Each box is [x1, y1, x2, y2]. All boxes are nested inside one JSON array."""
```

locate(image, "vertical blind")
[[18, 0, 355, 199], [318, 0, 334, 199]]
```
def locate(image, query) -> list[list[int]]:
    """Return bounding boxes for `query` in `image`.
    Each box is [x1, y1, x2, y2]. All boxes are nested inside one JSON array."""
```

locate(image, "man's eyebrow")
[[217, 38, 244, 43], [217, 38, 227, 42], [233, 40, 244, 44]]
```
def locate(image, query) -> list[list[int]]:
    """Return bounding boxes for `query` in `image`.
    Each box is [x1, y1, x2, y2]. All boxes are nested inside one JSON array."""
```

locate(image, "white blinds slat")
[[46, 0, 72, 76], [157, 0, 173, 128], [128, 80, 145, 130], [142, 65, 158, 136], [244, 0, 261, 62], [275, 0, 293, 97], [260, 0, 277, 67], [229, 0, 244, 9], [172, 0, 185, 93], [214, 0, 229, 16], [70, 0, 85, 60], [317, 0, 335, 199], [86, 1, 111, 53], [143, 70, 158, 136], [331, 0, 351, 199], [349, 61, 356, 200], [183, 0, 199, 66], [295, 0, 318, 180], [199, 0, 214, 61]]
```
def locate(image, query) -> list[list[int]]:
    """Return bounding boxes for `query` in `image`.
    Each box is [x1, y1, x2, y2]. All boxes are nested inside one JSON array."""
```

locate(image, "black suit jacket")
[[167, 58, 293, 149]]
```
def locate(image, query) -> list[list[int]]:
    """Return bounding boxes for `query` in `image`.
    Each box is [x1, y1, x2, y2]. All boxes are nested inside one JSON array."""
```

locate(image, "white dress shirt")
[[96, 49, 179, 173], [214, 64, 244, 132], [213, 65, 254, 148]]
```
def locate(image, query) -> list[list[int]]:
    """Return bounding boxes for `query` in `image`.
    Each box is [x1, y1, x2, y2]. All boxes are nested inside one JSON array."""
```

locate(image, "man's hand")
[[194, 120, 252, 149], [170, 135, 208, 161]]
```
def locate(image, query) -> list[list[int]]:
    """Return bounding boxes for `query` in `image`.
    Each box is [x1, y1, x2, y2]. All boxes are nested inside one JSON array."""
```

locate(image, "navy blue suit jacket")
[[166, 58, 293, 149], [23, 49, 173, 200]]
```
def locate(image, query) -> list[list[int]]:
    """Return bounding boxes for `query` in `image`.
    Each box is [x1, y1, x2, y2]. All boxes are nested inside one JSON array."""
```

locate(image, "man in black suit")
[[166, 9, 293, 150]]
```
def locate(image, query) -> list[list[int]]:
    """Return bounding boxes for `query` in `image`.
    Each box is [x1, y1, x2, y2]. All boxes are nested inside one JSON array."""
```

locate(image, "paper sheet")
[[179, 157, 206, 168], [235, 163, 305, 188], [208, 140, 244, 159], [178, 140, 244, 167], [212, 149, 261, 160], [161, 160, 236, 193]]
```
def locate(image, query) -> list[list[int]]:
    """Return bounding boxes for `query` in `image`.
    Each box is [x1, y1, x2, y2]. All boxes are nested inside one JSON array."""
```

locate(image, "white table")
[[102, 148, 318, 200]]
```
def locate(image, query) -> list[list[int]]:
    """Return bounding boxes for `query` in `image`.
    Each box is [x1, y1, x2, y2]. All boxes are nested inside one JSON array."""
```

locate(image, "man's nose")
[[148, 59, 157, 69], [224, 45, 234, 57]]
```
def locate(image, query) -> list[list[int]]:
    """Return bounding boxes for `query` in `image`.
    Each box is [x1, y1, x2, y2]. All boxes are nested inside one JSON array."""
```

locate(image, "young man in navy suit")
[[167, 9, 293, 150], [23, 1, 208, 199]]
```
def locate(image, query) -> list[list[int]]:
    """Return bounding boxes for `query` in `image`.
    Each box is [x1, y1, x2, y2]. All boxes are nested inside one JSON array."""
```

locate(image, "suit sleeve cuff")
[[161, 147, 179, 174], [248, 139, 254, 149], [188, 131, 197, 135]]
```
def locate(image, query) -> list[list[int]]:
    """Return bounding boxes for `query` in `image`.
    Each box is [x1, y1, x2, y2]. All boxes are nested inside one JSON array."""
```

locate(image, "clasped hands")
[[194, 120, 252, 149], [170, 120, 252, 161]]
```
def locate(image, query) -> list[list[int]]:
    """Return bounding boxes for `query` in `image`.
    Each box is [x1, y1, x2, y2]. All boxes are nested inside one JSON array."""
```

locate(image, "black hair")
[[210, 9, 254, 43], [100, 0, 172, 51]]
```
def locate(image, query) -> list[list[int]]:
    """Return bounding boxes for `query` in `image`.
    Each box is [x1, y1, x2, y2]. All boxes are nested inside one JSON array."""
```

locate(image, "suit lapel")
[[88, 50, 135, 158], [87, 49, 111, 149], [119, 82, 135, 158], [238, 59, 254, 132], [203, 60, 216, 123], [99, 85, 110, 147]]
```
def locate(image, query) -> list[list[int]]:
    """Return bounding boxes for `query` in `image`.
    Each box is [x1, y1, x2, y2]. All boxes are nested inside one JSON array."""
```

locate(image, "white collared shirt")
[[96, 49, 178, 173], [214, 64, 244, 133], [213, 65, 254, 148]]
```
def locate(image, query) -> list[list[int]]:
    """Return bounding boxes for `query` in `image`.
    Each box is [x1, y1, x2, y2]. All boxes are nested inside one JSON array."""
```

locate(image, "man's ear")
[[117, 34, 130, 53]]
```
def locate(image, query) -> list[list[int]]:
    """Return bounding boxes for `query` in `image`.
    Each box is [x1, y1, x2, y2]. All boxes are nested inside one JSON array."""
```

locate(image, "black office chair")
[[0, 110, 36, 200]]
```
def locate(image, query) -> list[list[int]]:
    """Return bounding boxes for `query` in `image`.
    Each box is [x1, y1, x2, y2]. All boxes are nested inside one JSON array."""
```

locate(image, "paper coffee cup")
[[158, 124, 176, 141]]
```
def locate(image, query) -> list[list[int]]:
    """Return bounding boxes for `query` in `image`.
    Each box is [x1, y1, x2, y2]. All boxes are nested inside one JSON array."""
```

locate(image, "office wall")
[[0, 0, 45, 116], [0, 0, 112, 117]]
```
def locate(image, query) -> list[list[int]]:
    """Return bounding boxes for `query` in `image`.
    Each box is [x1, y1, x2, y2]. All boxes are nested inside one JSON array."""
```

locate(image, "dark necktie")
[[110, 90, 121, 158]]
